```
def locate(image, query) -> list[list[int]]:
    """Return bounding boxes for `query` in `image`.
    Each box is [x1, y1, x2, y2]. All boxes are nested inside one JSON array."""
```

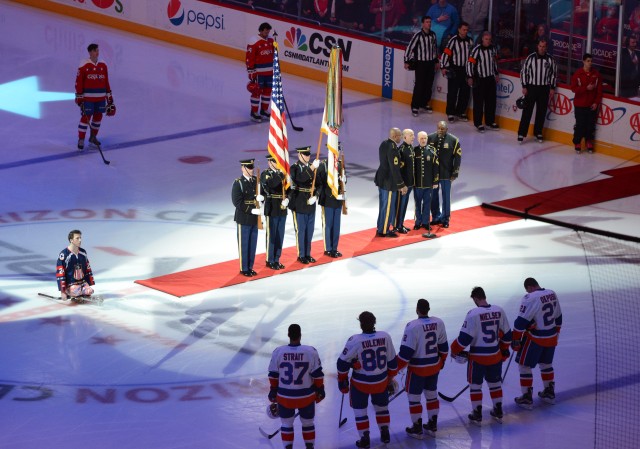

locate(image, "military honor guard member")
[[289, 146, 320, 264], [317, 156, 345, 258], [261, 154, 289, 270], [231, 158, 263, 276]]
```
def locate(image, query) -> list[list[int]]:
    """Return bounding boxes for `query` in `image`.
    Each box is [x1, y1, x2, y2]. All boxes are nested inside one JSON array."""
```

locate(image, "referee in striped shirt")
[[405, 16, 440, 116], [466, 31, 499, 132], [517, 39, 557, 143], [441, 21, 473, 122]]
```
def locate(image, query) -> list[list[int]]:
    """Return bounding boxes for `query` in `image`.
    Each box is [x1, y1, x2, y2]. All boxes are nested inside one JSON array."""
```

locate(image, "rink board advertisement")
[[11, 0, 640, 154]]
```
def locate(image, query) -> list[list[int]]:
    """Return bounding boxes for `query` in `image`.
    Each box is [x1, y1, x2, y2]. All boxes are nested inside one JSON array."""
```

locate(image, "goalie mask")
[[247, 81, 261, 96], [266, 403, 279, 419], [106, 103, 116, 117]]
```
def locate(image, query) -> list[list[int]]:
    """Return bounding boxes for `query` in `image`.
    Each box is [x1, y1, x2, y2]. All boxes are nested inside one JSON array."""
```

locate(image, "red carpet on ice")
[[135, 165, 640, 297]]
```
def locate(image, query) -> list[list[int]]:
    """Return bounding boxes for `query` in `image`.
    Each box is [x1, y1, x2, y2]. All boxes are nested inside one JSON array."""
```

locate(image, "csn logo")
[[167, 0, 184, 26], [283, 27, 352, 61], [495, 78, 514, 99], [167, 0, 224, 30], [88, 0, 124, 13], [548, 93, 572, 116]]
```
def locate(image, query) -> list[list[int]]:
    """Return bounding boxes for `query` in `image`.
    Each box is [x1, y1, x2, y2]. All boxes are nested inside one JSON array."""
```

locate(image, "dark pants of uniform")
[[321, 206, 341, 253], [467, 360, 502, 384], [411, 60, 437, 109], [515, 335, 556, 368], [430, 180, 451, 224], [413, 187, 433, 226], [293, 211, 315, 258], [266, 215, 286, 264], [377, 188, 398, 235], [472, 76, 497, 127], [237, 223, 258, 272], [446, 66, 470, 116], [395, 186, 413, 228], [573, 106, 597, 145], [518, 85, 550, 137]]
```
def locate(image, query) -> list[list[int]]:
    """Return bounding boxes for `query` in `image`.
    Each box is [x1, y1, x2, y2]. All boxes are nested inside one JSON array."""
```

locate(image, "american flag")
[[268, 42, 290, 186]]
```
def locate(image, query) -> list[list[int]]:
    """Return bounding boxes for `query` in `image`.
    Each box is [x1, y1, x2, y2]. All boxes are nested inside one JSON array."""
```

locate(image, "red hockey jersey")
[[246, 36, 274, 77], [75, 59, 111, 103]]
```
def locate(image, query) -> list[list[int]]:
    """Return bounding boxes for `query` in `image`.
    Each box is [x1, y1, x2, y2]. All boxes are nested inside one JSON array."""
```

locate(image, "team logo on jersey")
[[167, 0, 185, 26], [548, 93, 571, 116], [284, 28, 308, 51]]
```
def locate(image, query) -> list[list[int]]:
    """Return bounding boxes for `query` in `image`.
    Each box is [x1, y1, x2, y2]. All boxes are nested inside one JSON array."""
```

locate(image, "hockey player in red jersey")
[[512, 277, 562, 409], [450, 286, 512, 425], [268, 324, 324, 449], [337, 311, 398, 448], [56, 230, 95, 301], [246, 22, 274, 123], [75, 43, 114, 150]]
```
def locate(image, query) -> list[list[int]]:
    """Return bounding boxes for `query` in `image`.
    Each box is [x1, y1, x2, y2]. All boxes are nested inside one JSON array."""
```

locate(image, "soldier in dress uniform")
[[429, 121, 461, 229], [261, 154, 289, 270], [317, 151, 346, 258], [289, 146, 319, 264], [413, 131, 439, 238], [394, 129, 415, 234], [231, 158, 263, 276]]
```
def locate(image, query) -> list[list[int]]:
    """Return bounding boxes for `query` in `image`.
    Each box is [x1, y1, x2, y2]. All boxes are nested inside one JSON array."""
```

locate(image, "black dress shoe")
[[266, 261, 275, 269], [277, 263, 285, 269], [386, 231, 399, 238], [413, 224, 422, 230], [401, 226, 410, 233], [430, 219, 442, 225], [324, 251, 332, 256], [443, 223, 449, 228], [250, 270, 257, 276], [307, 256, 316, 263], [376, 232, 387, 237], [393, 227, 408, 234], [333, 251, 342, 257], [240, 271, 252, 277], [298, 257, 309, 264]]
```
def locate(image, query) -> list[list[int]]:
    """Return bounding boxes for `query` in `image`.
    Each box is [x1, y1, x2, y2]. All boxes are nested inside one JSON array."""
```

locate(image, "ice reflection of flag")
[[268, 42, 290, 187], [321, 47, 343, 198]]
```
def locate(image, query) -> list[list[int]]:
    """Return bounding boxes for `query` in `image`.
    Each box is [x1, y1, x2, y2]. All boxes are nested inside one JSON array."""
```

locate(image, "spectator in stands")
[[336, 0, 366, 31], [628, 2, 640, 36], [620, 35, 640, 97], [495, 0, 516, 59], [595, 5, 620, 42], [370, 0, 407, 31], [523, 23, 548, 57], [427, 0, 460, 47], [302, 0, 338, 24], [461, 0, 489, 42]]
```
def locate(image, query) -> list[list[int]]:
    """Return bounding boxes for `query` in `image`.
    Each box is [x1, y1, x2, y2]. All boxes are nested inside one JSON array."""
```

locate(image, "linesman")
[[405, 16, 440, 116], [466, 31, 500, 132]]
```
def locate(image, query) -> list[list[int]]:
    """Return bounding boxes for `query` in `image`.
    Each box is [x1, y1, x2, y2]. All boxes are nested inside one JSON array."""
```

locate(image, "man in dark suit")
[[374, 128, 408, 237]]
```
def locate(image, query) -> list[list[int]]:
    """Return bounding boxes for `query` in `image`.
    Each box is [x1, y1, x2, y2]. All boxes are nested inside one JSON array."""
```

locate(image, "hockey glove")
[[315, 385, 325, 403], [268, 387, 277, 403], [75, 93, 83, 106], [338, 379, 349, 394], [248, 69, 257, 81], [501, 349, 510, 361], [106, 92, 114, 105], [511, 339, 521, 351], [106, 103, 116, 117]]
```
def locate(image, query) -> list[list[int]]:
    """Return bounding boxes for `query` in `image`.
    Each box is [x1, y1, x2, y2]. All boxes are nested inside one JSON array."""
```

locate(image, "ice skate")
[[515, 387, 534, 410], [355, 430, 370, 448], [405, 418, 423, 440], [423, 415, 437, 437], [490, 402, 503, 423], [380, 425, 390, 444], [77, 138, 85, 151], [538, 382, 556, 404], [89, 134, 101, 146], [468, 405, 482, 426]]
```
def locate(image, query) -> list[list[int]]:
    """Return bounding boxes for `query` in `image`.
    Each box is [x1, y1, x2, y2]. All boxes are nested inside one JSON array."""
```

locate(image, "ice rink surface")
[[0, 2, 639, 448]]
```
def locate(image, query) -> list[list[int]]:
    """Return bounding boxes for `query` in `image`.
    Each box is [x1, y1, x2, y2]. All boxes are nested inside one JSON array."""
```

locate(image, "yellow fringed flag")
[[320, 46, 343, 198]]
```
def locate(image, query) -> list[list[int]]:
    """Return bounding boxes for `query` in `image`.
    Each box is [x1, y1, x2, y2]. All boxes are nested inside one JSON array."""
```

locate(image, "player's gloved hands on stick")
[[268, 388, 277, 403], [501, 349, 510, 361], [315, 385, 325, 403], [338, 379, 349, 394]]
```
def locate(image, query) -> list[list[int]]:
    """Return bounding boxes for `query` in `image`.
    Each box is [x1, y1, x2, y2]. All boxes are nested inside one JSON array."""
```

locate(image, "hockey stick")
[[38, 292, 103, 305], [283, 96, 303, 132], [259, 411, 300, 439], [439, 352, 515, 402], [338, 393, 348, 428], [94, 143, 111, 165]]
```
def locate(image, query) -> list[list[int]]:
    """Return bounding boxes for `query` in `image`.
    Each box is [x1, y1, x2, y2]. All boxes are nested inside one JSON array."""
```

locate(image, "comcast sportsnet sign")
[[167, 0, 225, 30], [75, 0, 124, 13], [282, 27, 352, 72]]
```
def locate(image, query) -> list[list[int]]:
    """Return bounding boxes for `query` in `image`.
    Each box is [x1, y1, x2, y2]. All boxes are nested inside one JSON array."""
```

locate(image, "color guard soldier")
[[231, 158, 263, 276], [289, 146, 319, 264], [317, 153, 345, 258], [261, 154, 288, 270]]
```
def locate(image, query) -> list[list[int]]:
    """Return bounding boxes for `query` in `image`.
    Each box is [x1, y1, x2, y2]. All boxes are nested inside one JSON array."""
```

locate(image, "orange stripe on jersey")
[[351, 379, 387, 394], [278, 394, 315, 410], [408, 364, 440, 377], [469, 352, 501, 365]]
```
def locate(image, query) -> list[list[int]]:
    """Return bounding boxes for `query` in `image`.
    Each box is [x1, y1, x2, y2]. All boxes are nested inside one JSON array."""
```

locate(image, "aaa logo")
[[167, 0, 184, 26], [631, 113, 640, 134], [284, 28, 308, 51], [597, 103, 615, 126], [548, 93, 572, 115]]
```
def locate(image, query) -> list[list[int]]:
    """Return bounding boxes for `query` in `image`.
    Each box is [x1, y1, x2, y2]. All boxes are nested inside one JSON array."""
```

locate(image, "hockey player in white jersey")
[[397, 299, 448, 439], [337, 311, 398, 449], [512, 277, 562, 409], [451, 286, 512, 425], [268, 324, 324, 449]]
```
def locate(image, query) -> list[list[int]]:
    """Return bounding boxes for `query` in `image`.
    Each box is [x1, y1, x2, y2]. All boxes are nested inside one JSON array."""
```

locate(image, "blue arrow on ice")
[[0, 76, 75, 119]]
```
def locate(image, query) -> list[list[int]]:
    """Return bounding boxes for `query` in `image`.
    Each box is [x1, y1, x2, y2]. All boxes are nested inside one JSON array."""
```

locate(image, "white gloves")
[[251, 208, 262, 215], [312, 159, 320, 169], [307, 196, 317, 205], [281, 198, 290, 207], [336, 194, 344, 200], [256, 194, 265, 202], [339, 175, 346, 182]]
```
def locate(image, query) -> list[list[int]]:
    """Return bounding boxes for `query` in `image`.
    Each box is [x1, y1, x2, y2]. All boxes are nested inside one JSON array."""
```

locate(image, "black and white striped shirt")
[[466, 44, 498, 78], [441, 34, 473, 68], [404, 29, 439, 63], [520, 52, 557, 88]]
